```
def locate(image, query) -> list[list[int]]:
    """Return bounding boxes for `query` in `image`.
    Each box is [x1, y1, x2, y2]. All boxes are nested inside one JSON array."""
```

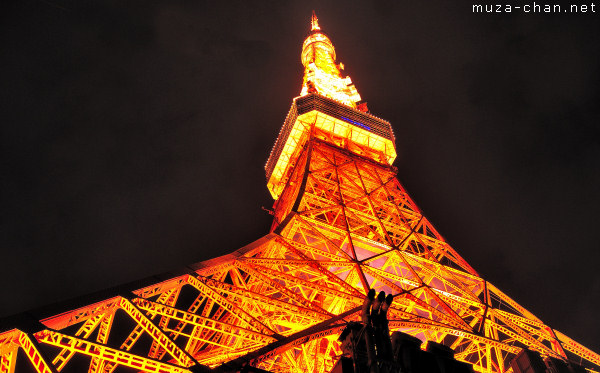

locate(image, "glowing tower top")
[[265, 13, 397, 199], [300, 11, 362, 108]]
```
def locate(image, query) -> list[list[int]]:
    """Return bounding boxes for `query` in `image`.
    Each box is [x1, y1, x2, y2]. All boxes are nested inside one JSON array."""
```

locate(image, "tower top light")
[[311, 10, 320, 31], [300, 12, 362, 108]]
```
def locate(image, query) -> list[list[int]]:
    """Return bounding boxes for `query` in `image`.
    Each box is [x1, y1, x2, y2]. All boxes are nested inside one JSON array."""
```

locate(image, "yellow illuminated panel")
[[266, 108, 397, 199]]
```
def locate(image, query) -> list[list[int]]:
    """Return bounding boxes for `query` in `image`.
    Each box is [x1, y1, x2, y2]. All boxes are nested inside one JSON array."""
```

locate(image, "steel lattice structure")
[[1, 12, 599, 373]]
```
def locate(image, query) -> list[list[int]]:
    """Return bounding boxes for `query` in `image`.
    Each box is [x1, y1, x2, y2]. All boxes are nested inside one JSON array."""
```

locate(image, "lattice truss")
[[1, 121, 599, 373]]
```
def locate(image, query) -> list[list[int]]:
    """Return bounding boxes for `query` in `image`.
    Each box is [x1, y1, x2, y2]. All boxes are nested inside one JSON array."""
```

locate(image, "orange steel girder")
[[2, 12, 600, 373], [2, 138, 598, 372]]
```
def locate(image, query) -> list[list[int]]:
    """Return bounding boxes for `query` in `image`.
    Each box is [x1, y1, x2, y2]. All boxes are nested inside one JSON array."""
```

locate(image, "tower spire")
[[300, 12, 363, 109], [311, 10, 320, 31]]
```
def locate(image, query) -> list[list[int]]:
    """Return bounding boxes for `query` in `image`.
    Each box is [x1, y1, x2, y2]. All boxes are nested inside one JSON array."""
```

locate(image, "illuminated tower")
[[1, 12, 599, 373]]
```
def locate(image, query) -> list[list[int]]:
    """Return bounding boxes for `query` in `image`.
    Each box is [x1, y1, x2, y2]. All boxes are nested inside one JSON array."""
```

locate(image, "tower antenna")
[[311, 10, 320, 31]]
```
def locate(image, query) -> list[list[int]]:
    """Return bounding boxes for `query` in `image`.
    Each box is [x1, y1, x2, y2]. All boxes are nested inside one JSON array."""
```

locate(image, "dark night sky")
[[2, 0, 599, 354]]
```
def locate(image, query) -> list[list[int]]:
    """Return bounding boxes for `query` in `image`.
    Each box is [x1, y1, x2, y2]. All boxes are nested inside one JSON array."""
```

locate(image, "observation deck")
[[265, 93, 397, 199]]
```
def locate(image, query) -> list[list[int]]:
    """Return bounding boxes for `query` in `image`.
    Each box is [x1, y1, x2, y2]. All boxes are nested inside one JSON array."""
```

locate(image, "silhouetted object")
[[509, 349, 589, 373], [391, 331, 424, 373], [336, 291, 474, 373], [546, 357, 572, 373], [426, 341, 474, 373], [545, 356, 589, 373], [331, 357, 355, 373]]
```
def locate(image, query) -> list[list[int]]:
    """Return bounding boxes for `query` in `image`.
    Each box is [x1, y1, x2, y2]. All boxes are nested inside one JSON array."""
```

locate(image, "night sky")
[[2, 1, 599, 354]]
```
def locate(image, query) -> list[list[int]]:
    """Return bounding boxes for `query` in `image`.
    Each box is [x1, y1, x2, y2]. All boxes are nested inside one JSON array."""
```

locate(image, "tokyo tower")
[[1, 12, 599, 373]]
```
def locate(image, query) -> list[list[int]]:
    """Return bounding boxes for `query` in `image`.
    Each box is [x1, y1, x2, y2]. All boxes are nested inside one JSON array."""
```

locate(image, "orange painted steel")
[[1, 12, 599, 373]]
